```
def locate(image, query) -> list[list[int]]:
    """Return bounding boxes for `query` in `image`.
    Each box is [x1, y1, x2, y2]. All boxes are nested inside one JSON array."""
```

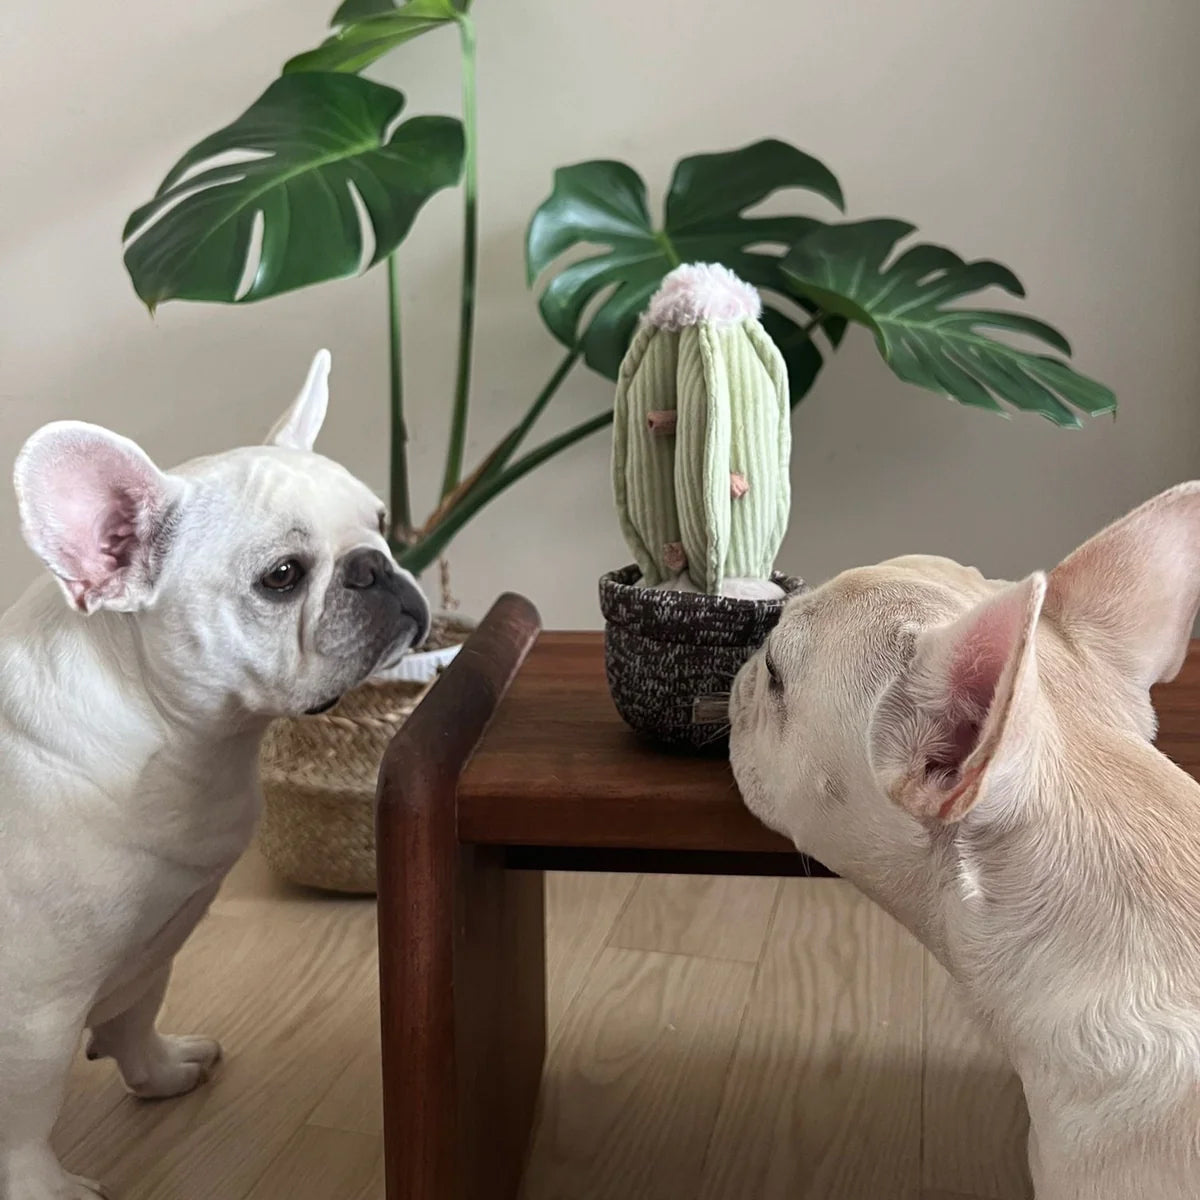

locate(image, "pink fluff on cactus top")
[[645, 263, 762, 331]]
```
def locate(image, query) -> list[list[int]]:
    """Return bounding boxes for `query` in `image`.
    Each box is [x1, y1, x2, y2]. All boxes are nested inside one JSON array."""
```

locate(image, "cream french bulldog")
[[0, 351, 428, 1200], [730, 483, 1200, 1200]]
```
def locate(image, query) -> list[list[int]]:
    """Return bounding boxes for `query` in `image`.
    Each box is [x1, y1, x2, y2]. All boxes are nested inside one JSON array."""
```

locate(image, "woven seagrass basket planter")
[[599, 565, 804, 753], [258, 614, 474, 894]]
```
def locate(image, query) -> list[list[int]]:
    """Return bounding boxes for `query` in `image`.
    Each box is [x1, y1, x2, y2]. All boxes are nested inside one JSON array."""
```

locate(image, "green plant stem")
[[398, 409, 613, 575], [799, 308, 826, 336], [654, 230, 681, 269], [418, 347, 582, 539], [485, 347, 581, 479], [440, 12, 479, 498], [386, 254, 412, 540]]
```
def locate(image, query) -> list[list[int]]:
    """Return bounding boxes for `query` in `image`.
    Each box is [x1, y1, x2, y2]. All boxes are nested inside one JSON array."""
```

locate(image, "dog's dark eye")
[[377, 510, 389, 538], [261, 558, 305, 593]]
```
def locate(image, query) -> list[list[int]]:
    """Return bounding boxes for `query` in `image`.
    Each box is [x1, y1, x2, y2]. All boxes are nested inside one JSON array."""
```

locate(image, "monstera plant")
[[122, 0, 1116, 581]]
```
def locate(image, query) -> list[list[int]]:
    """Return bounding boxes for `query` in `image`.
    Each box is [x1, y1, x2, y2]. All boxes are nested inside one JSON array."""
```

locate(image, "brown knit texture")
[[599, 565, 804, 753]]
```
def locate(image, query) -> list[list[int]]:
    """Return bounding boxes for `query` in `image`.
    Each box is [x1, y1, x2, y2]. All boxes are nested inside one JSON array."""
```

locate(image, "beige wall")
[[3, 0, 1199, 626]]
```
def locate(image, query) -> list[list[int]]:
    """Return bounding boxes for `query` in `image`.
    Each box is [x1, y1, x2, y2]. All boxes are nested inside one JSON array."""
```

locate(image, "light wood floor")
[[55, 846, 1032, 1200]]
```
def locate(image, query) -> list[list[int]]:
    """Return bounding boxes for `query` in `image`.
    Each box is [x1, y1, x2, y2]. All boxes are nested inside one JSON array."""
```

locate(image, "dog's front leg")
[[0, 1007, 107, 1200], [85, 967, 220, 1100]]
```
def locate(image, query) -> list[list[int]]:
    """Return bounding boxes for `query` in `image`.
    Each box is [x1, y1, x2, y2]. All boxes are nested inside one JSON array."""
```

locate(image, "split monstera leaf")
[[778, 219, 1116, 425], [527, 147, 1114, 427], [526, 140, 850, 405], [123, 0, 474, 309], [122, 74, 464, 309]]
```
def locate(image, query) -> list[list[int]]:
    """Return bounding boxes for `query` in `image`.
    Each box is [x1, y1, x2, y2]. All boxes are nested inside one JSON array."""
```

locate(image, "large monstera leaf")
[[526, 140, 848, 403], [782, 220, 1116, 426], [288, 0, 469, 75], [123, 73, 463, 309]]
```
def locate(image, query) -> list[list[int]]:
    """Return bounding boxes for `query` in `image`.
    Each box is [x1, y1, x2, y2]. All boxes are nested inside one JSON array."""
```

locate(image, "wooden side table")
[[374, 593, 1200, 1200]]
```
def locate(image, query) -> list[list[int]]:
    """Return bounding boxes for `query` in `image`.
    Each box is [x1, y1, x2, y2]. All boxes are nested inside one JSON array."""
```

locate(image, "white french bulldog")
[[0, 351, 428, 1200], [730, 484, 1200, 1199]]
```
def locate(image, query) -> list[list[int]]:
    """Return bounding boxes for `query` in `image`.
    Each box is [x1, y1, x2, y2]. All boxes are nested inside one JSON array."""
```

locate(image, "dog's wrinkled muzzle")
[[304, 550, 431, 715], [341, 547, 430, 648]]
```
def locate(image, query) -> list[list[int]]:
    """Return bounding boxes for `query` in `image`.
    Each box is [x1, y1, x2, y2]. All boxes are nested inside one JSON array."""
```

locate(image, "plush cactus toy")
[[612, 263, 791, 601]]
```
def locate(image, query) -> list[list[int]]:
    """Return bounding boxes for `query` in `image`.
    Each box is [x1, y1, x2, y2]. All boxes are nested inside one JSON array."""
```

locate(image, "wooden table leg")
[[455, 848, 545, 1199], [376, 594, 544, 1200]]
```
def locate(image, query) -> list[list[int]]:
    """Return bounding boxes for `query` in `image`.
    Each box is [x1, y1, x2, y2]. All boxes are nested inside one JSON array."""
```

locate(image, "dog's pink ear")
[[869, 573, 1046, 823], [267, 349, 330, 451], [1046, 482, 1200, 690], [14, 422, 178, 614]]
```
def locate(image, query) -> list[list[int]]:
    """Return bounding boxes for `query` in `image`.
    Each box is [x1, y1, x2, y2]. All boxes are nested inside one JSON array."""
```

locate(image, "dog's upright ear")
[[267, 349, 330, 452], [1045, 482, 1200, 691], [869, 574, 1046, 823], [15, 422, 180, 615]]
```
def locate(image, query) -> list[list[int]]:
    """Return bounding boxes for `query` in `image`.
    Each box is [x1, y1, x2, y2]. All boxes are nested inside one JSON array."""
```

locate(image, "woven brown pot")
[[258, 615, 474, 894], [600, 565, 805, 753]]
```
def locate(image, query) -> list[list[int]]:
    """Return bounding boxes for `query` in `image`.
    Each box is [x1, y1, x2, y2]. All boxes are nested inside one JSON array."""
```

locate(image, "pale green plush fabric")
[[612, 322, 681, 586], [612, 264, 791, 594]]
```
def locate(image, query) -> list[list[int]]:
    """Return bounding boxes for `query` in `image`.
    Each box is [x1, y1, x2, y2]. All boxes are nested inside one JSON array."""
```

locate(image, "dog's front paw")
[[124, 1034, 222, 1100]]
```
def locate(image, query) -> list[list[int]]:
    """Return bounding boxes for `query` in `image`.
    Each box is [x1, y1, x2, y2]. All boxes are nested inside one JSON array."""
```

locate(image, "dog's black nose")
[[340, 548, 431, 647], [343, 548, 389, 590]]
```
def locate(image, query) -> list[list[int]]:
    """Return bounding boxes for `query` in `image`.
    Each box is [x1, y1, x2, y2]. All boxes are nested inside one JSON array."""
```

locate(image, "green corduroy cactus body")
[[612, 263, 791, 595]]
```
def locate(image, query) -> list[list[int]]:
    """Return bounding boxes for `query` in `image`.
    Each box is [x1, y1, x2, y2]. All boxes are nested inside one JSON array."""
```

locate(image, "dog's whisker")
[[692, 692, 732, 725], [695, 720, 732, 747]]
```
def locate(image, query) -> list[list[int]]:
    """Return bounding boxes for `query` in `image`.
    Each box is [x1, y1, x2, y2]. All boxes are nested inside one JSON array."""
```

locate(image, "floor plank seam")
[[602, 873, 645, 947], [234, 1136, 289, 1200], [56, 1067, 127, 1158], [547, 873, 644, 1049], [693, 880, 783, 1185], [754, 882, 785, 975], [601, 938, 784, 969]]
